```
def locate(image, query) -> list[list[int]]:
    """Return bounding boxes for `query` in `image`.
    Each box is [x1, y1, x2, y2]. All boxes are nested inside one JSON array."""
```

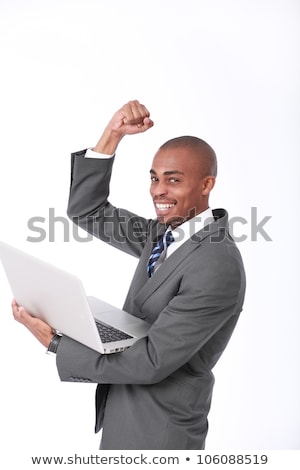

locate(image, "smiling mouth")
[[155, 202, 176, 211]]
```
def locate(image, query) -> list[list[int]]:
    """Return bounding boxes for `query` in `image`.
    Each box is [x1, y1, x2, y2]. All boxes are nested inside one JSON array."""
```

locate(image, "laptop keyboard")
[[95, 320, 133, 343]]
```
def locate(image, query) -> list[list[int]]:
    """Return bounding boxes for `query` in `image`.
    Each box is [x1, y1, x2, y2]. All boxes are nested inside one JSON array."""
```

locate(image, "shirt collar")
[[166, 207, 214, 257], [169, 207, 214, 239]]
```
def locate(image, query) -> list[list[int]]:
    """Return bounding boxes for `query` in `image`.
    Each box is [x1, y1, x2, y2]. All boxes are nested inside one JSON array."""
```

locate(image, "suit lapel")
[[124, 209, 228, 315], [135, 209, 228, 307], [135, 237, 201, 304]]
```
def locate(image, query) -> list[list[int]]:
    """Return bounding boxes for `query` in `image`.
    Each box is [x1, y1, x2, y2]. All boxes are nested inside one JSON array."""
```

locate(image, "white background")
[[0, 0, 299, 463]]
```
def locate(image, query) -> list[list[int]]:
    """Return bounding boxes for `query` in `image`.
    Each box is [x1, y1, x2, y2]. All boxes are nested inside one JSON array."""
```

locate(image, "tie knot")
[[164, 230, 174, 247]]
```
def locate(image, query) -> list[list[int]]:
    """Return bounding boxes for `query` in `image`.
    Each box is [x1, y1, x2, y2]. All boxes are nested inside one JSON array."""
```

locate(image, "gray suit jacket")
[[56, 150, 246, 450]]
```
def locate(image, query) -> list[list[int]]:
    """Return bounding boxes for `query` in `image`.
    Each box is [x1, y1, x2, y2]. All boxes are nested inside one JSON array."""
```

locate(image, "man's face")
[[150, 146, 212, 228]]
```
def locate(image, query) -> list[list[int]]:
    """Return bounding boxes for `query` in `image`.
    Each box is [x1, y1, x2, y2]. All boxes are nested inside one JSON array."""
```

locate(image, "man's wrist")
[[93, 127, 123, 155], [46, 333, 62, 355]]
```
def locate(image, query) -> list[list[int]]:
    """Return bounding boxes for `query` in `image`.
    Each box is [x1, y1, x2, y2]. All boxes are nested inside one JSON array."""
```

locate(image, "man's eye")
[[151, 177, 158, 182], [169, 178, 180, 183]]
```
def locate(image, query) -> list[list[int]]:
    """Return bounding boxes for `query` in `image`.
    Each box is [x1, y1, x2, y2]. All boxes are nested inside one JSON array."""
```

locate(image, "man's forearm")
[[92, 100, 154, 155], [93, 126, 123, 155]]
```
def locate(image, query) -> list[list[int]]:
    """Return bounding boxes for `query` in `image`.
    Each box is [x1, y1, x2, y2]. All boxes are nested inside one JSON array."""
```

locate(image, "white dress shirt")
[[166, 208, 214, 258]]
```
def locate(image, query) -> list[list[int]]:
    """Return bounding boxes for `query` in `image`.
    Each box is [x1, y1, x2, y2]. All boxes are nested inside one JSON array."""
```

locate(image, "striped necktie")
[[147, 230, 174, 278]]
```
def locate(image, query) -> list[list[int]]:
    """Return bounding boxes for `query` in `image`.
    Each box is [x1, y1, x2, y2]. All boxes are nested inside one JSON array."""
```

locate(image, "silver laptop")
[[0, 241, 150, 354]]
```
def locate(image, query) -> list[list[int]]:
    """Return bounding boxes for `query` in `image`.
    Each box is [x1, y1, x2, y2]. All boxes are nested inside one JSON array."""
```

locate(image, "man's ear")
[[202, 176, 216, 196]]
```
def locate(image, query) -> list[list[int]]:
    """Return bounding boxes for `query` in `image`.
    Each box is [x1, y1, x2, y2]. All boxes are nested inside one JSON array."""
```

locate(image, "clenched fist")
[[94, 100, 154, 154]]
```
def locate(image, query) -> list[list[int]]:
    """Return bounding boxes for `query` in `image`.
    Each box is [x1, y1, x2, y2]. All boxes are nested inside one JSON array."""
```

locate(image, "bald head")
[[159, 135, 217, 178]]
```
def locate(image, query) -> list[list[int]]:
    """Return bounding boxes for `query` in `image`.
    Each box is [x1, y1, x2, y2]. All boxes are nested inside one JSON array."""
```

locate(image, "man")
[[13, 100, 246, 450]]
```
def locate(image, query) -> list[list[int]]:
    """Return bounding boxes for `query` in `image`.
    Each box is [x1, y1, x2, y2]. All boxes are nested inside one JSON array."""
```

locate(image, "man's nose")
[[151, 182, 168, 197]]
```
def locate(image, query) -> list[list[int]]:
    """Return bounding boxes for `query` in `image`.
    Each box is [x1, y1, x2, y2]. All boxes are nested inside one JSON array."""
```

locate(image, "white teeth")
[[155, 203, 175, 210]]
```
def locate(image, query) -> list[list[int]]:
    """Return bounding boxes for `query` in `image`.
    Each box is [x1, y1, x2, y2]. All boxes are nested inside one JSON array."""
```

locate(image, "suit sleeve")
[[67, 150, 151, 258], [56, 251, 244, 385]]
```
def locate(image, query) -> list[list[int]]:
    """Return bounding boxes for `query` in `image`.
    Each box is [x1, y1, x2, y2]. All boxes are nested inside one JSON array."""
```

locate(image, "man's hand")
[[12, 299, 54, 349], [107, 100, 154, 136], [94, 100, 154, 154]]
